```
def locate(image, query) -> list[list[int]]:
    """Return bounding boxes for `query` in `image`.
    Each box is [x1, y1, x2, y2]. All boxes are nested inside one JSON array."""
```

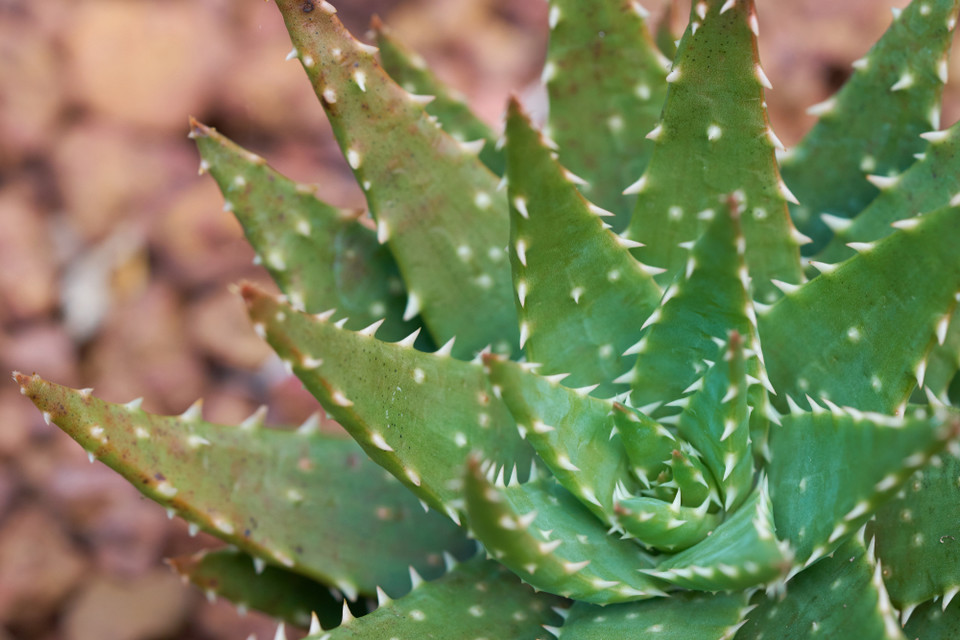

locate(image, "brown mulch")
[[1, 0, 956, 638]]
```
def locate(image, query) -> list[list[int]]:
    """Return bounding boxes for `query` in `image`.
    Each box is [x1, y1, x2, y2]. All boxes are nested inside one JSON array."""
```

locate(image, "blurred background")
[[0, 0, 956, 638]]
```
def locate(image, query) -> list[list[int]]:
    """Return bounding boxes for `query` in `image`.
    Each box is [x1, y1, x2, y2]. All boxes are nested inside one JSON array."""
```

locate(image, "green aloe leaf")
[[12, 373, 473, 600], [870, 450, 960, 614], [737, 531, 906, 640], [483, 354, 629, 522], [659, 441, 717, 509], [463, 462, 669, 604], [759, 202, 960, 414], [902, 597, 960, 639], [545, 0, 670, 227], [191, 120, 420, 343], [925, 307, 960, 402], [557, 592, 750, 640], [644, 482, 791, 591], [624, 0, 804, 300], [505, 99, 662, 395], [613, 403, 724, 513], [814, 121, 960, 265], [810, 121, 960, 403], [274, 0, 518, 357], [483, 355, 726, 556], [675, 333, 752, 511], [305, 557, 565, 640], [614, 492, 723, 554], [621, 206, 760, 412], [767, 404, 960, 565], [612, 403, 680, 490], [241, 284, 533, 520], [168, 548, 351, 629], [372, 17, 504, 175], [781, 0, 959, 252]]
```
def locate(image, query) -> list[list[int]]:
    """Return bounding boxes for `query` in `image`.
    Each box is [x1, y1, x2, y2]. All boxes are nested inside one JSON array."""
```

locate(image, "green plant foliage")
[[14, 0, 960, 638], [373, 17, 505, 176], [191, 119, 421, 342], [168, 548, 357, 629], [544, 0, 670, 229], [13, 373, 473, 600], [781, 0, 959, 253]]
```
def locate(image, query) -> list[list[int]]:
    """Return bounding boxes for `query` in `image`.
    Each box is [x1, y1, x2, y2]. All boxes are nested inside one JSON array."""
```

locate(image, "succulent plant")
[[14, 0, 960, 638]]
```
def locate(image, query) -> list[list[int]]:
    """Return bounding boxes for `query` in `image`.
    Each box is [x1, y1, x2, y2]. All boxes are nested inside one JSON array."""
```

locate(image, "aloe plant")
[[14, 0, 960, 637]]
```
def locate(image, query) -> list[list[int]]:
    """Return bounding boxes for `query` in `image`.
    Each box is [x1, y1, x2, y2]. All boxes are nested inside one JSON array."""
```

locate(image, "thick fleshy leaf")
[[622, 206, 759, 411], [372, 16, 504, 175], [305, 557, 565, 640], [645, 482, 791, 591], [767, 404, 960, 565], [545, 0, 670, 226], [659, 440, 718, 508], [463, 463, 669, 604], [12, 373, 473, 599], [622, 203, 775, 462], [191, 120, 419, 343], [902, 597, 960, 639], [925, 307, 960, 401], [871, 450, 960, 612], [781, 0, 959, 252], [241, 284, 533, 519], [612, 403, 680, 489], [675, 333, 752, 511], [614, 493, 722, 553], [624, 0, 804, 300], [759, 203, 960, 414], [811, 123, 960, 402], [168, 548, 350, 629], [814, 121, 960, 265], [737, 532, 905, 640], [482, 356, 724, 555], [505, 99, 662, 395], [274, 0, 518, 357], [613, 404, 723, 512], [483, 354, 629, 521], [558, 592, 750, 640]]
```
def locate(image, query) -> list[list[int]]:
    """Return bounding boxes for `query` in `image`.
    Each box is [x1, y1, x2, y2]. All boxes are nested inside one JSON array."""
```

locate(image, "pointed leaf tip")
[[275, 0, 518, 356], [20, 374, 473, 599]]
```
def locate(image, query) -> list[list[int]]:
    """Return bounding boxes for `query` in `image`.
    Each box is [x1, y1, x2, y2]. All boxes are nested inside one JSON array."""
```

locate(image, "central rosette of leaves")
[[458, 163, 789, 601]]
